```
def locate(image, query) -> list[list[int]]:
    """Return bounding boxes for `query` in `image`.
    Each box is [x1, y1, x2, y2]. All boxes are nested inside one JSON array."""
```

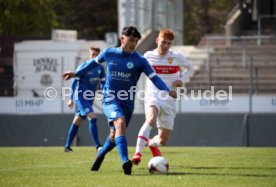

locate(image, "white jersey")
[[144, 49, 193, 101]]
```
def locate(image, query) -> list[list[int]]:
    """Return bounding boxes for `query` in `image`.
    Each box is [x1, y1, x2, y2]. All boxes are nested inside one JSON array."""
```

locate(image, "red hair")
[[158, 29, 174, 40]]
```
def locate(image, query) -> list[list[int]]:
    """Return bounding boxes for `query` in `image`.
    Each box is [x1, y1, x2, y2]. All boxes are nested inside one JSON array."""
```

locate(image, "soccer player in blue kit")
[[62, 26, 177, 175], [64, 47, 105, 152]]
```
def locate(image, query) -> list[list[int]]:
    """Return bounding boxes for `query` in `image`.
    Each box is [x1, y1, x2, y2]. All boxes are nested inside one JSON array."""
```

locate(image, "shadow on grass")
[[133, 166, 276, 177], [167, 172, 276, 178], [133, 172, 276, 177], [176, 166, 276, 170]]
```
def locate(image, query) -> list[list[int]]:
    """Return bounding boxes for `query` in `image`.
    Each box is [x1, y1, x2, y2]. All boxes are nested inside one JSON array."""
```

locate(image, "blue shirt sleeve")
[[69, 78, 78, 100], [142, 58, 170, 92], [150, 75, 170, 92], [75, 59, 98, 77], [75, 49, 107, 77], [99, 65, 106, 89]]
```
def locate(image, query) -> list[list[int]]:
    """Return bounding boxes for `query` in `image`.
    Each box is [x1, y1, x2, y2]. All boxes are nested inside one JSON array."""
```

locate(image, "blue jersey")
[[75, 48, 169, 109], [70, 63, 105, 118], [75, 47, 169, 125]]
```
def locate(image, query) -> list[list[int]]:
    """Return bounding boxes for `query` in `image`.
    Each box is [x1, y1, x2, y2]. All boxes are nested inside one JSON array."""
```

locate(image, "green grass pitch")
[[0, 147, 275, 187]]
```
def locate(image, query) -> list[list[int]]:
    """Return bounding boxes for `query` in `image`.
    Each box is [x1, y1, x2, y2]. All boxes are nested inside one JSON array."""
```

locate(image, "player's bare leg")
[[149, 128, 170, 146], [148, 128, 171, 157], [132, 106, 157, 165], [148, 128, 171, 156]]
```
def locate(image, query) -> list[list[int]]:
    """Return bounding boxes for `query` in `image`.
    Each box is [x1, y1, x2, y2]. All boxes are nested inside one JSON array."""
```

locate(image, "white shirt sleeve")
[[176, 52, 193, 82]]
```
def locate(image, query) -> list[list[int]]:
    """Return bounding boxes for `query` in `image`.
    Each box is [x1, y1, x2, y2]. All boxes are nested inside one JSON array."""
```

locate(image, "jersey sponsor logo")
[[87, 71, 94, 75], [111, 71, 131, 79], [89, 77, 99, 83], [98, 69, 101, 75], [127, 62, 134, 69], [152, 65, 180, 74]]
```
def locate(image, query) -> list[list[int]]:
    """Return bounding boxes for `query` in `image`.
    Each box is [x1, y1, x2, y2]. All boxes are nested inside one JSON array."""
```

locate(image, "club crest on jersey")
[[127, 62, 134, 69], [111, 111, 117, 118], [168, 57, 173, 64]]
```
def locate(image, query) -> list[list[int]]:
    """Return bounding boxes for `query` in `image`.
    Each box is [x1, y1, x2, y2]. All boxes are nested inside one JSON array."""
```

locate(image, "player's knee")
[[110, 135, 115, 142], [73, 116, 83, 126], [115, 128, 125, 136], [109, 130, 115, 142], [146, 118, 156, 126], [88, 112, 96, 119], [114, 119, 126, 135]]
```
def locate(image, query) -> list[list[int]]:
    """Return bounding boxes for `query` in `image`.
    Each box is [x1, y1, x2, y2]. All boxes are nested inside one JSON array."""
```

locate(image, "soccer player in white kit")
[[132, 29, 193, 165]]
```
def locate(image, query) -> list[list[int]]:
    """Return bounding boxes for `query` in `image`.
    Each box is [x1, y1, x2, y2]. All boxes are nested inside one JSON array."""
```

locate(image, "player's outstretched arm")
[[99, 65, 106, 89], [62, 71, 76, 81], [143, 58, 176, 98], [150, 75, 169, 91], [69, 79, 78, 100], [62, 58, 101, 80], [150, 75, 177, 99], [67, 99, 74, 109], [75, 58, 102, 77]]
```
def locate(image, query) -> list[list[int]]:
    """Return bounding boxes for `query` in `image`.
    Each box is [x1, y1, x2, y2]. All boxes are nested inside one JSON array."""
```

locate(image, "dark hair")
[[121, 26, 141, 39], [90, 47, 100, 53]]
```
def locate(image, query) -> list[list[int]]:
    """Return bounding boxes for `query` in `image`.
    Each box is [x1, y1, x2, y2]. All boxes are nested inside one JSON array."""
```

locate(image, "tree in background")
[[0, 0, 59, 36], [1, 0, 238, 44], [56, 0, 117, 40], [0, 0, 117, 39], [184, 0, 239, 45]]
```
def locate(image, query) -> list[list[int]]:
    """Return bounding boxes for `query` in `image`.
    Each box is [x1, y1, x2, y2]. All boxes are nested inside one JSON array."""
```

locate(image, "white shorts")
[[144, 99, 176, 130]]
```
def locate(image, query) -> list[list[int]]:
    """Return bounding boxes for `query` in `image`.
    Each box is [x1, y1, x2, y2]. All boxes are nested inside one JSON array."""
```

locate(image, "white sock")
[[135, 122, 152, 153], [148, 135, 161, 147]]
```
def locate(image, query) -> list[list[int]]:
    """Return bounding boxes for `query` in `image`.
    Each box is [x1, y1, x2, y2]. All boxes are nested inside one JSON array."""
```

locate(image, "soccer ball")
[[148, 156, 169, 174]]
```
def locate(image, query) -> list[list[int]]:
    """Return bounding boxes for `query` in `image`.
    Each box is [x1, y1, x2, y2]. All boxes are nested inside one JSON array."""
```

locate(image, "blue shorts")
[[102, 100, 133, 129], [75, 99, 94, 120]]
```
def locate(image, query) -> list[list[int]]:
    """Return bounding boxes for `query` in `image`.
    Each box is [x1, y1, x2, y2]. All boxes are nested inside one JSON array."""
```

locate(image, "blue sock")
[[89, 118, 101, 148], [115, 136, 129, 164], [98, 136, 116, 157], [65, 124, 79, 148]]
